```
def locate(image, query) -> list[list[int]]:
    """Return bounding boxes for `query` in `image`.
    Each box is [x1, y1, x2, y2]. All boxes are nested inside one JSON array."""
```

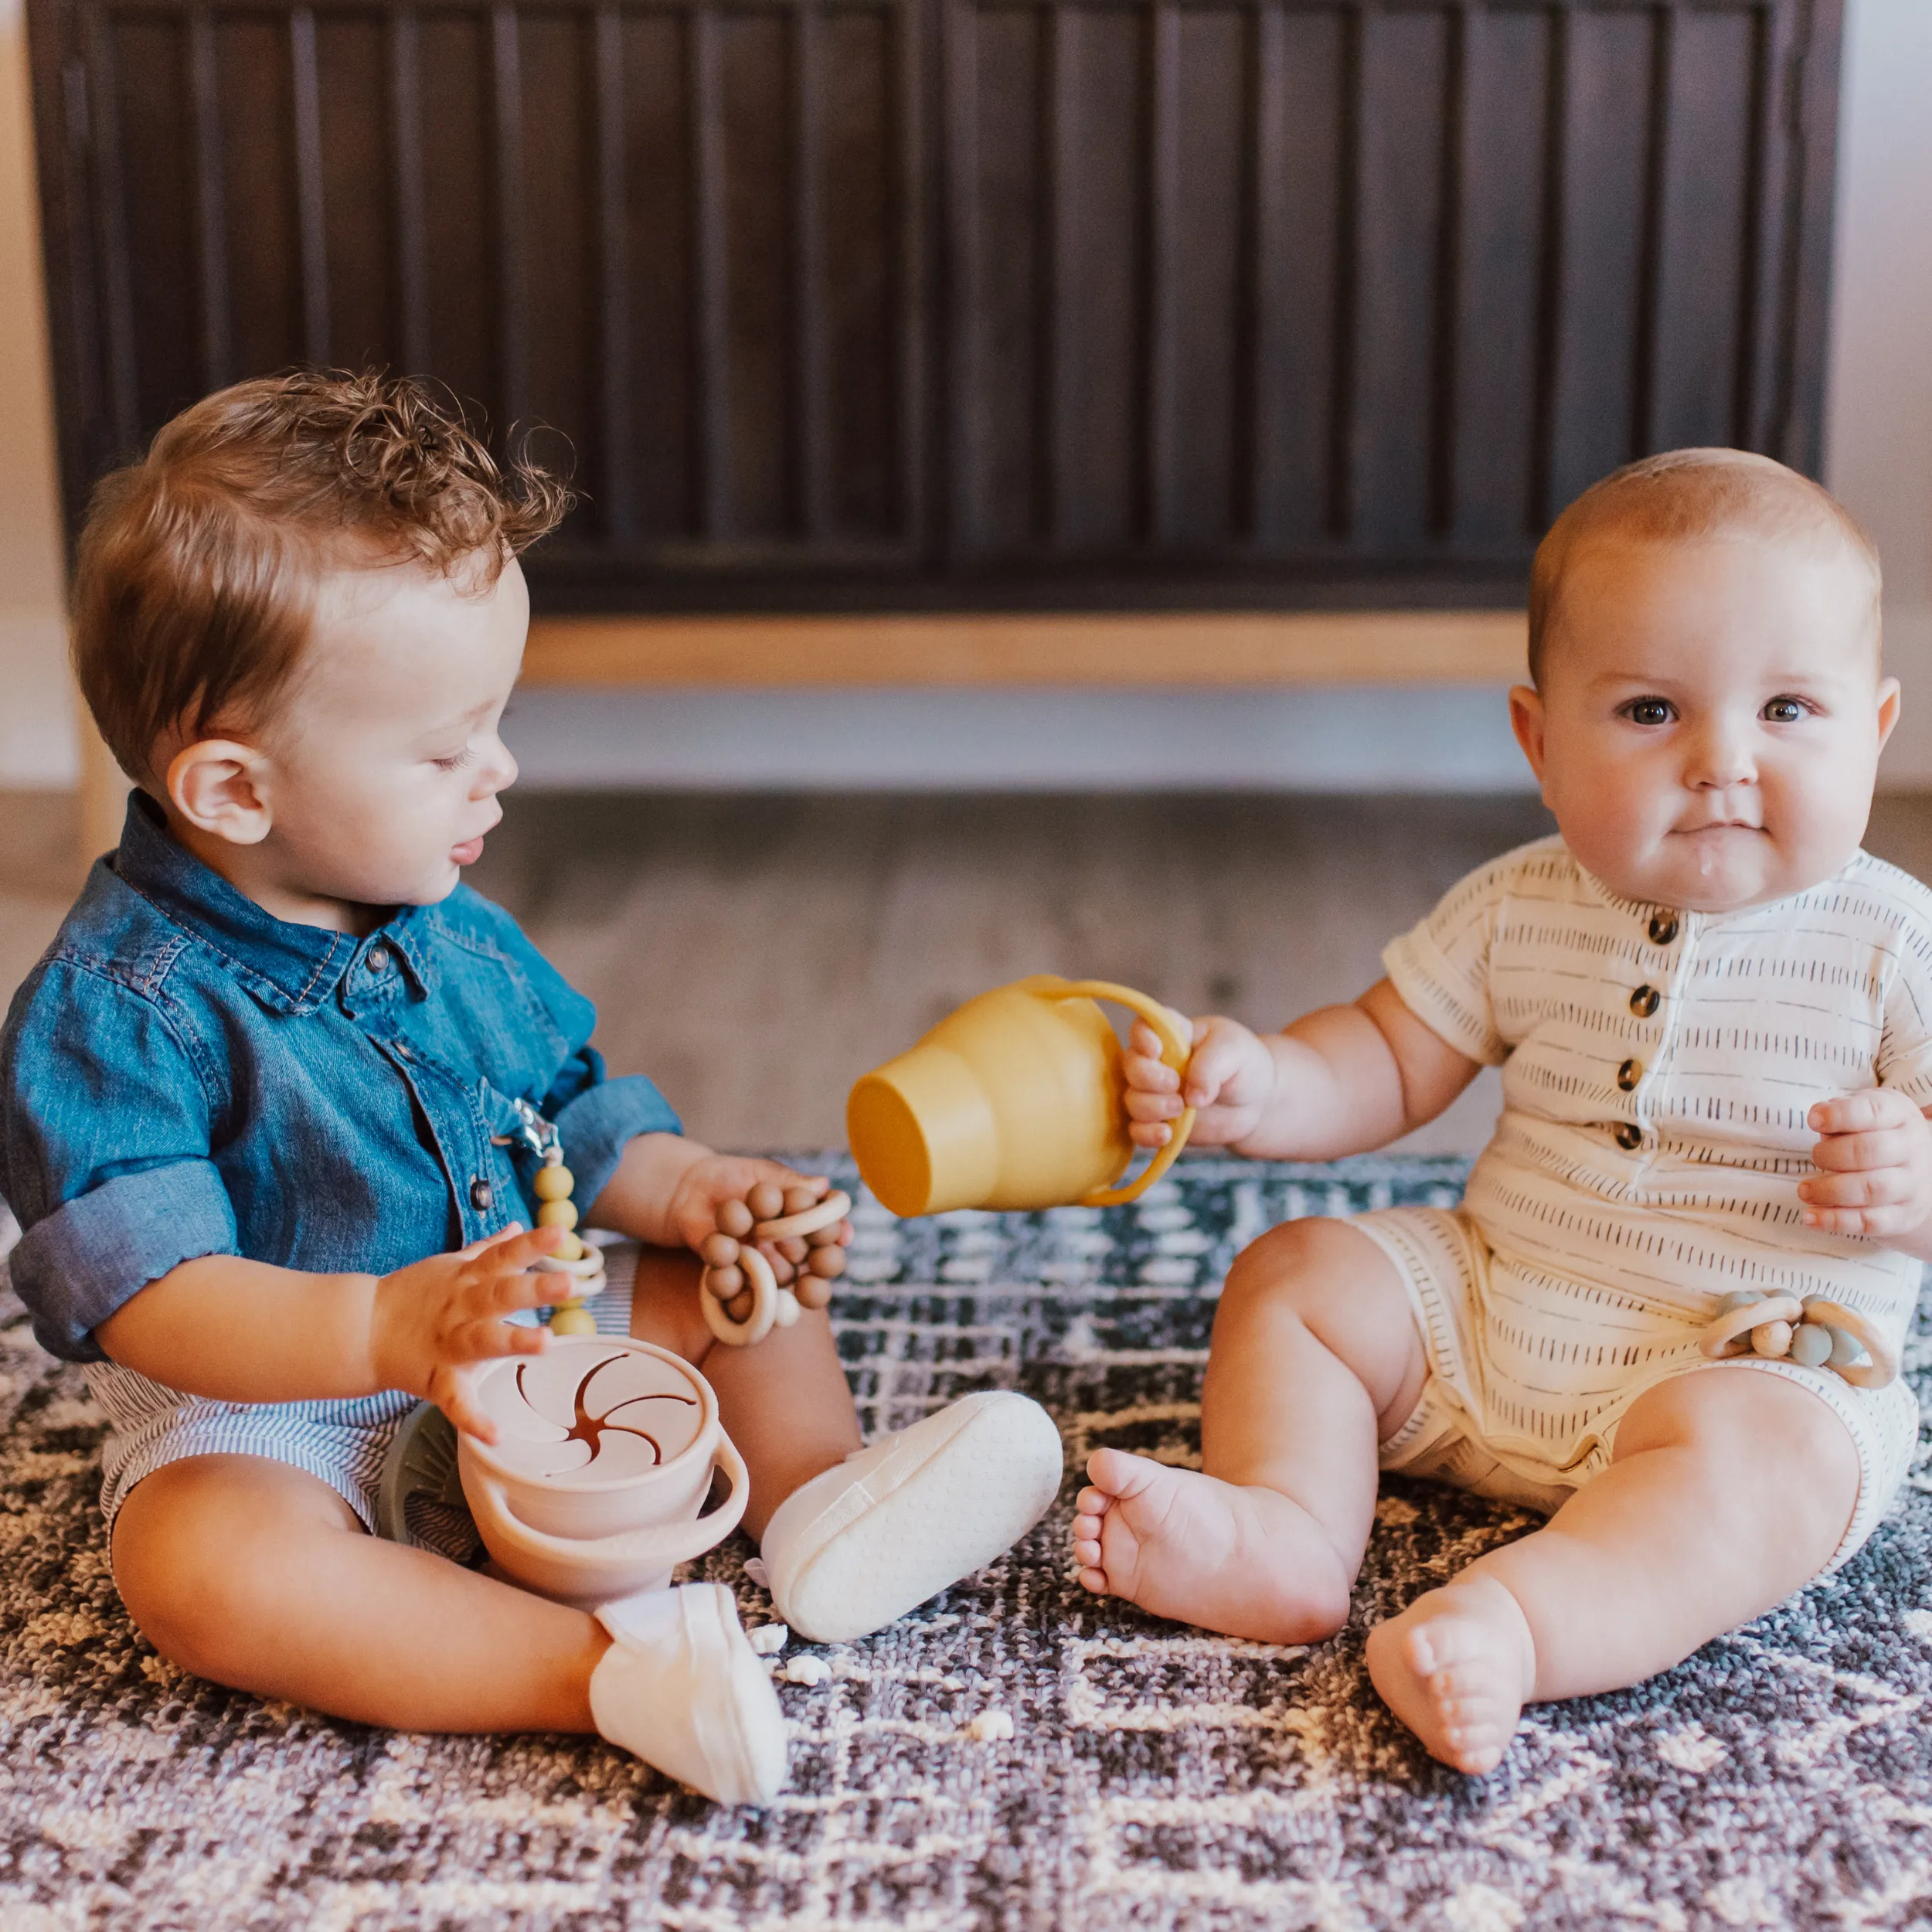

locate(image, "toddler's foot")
[[590, 1582, 787, 1804], [1365, 1571, 1536, 1774], [760, 1391, 1063, 1643], [1073, 1448, 1350, 1645]]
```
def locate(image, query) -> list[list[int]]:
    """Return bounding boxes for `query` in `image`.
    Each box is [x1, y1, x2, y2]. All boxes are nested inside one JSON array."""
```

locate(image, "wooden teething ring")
[[1699, 1292, 1899, 1389], [701, 1190, 852, 1348]]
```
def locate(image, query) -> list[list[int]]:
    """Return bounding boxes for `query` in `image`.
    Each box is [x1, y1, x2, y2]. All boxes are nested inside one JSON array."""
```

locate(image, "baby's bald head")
[[1528, 449, 1882, 689]]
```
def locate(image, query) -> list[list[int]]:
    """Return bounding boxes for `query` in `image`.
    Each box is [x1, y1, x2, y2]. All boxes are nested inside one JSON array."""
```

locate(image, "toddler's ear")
[[167, 739, 274, 846], [1508, 685, 1549, 786]]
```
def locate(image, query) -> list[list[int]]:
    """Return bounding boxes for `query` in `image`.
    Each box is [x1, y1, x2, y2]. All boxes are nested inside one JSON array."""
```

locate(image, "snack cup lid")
[[466, 1339, 711, 1484]]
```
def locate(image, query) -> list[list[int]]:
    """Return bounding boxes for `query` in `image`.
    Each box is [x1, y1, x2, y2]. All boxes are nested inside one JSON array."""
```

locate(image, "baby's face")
[[253, 553, 527, 910], [1513, 535, 1896, 913]]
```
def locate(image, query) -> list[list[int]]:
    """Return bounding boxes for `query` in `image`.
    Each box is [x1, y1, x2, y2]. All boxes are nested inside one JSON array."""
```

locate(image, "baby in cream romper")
[[1072, 449, 1932, 1774]]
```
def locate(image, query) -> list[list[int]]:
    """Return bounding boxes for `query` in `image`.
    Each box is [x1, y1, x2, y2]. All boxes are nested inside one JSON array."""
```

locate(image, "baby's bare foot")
[[1365, 1571, 1536, 1774], [1070, 1447, 1349, 1644]]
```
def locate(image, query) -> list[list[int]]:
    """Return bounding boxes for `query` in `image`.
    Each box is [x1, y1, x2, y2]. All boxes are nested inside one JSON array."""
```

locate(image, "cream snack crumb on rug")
[[2, 1156, 1932, 1930]]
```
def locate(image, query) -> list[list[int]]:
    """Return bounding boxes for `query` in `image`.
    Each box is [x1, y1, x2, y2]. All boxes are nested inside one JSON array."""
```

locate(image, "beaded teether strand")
[[1699, 1289, 1898, 1389], [491, 1100, 607, 1336]]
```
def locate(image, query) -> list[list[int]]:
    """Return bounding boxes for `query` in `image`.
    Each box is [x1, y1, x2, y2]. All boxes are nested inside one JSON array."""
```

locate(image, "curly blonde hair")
[[73, 369, 570, 783]]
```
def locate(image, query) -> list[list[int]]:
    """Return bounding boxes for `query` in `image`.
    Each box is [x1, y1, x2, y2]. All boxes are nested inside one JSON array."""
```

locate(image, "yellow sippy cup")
[[846, 976, 1198, 1216]]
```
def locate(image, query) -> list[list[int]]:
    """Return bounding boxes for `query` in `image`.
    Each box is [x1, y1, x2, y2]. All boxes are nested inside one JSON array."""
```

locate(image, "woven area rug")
[[5, 1155, 1932, 1930]]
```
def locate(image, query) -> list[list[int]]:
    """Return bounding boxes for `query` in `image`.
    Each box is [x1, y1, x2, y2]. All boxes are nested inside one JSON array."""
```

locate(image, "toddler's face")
[[1512, 535, 1897, 913], [250, 553, 527, 910]]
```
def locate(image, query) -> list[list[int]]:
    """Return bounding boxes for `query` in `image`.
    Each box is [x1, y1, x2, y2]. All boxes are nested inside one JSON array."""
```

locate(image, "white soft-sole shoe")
[[760, 1391, 1063, 1644], [589, 1582, 787, 1804]]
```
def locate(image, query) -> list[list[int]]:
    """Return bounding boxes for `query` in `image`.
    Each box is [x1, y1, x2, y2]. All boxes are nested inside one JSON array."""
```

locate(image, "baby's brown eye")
[[1626, 699, 1672, 727]]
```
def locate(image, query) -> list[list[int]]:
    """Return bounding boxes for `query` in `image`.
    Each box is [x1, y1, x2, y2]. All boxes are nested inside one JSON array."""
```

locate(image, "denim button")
[[470, 1178, 494, 1211], [367, 946, 391, 975]]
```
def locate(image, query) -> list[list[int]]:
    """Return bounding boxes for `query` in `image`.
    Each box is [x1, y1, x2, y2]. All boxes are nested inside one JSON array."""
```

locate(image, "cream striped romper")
[[1358, 836, 1930, 1566]]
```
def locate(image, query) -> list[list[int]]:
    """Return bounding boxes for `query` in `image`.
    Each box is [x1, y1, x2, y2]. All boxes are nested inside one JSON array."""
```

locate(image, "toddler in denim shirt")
[[0, 372, 1060, 1804]]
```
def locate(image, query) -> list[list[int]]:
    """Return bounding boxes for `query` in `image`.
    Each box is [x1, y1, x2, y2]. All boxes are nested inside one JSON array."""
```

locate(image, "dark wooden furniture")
[[30, 0, 1843, 618]]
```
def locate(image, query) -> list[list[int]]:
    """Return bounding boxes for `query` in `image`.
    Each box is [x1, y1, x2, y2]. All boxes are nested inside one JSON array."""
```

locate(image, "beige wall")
[[2, 0, 1930, 791], [0, 0, 71, 787]]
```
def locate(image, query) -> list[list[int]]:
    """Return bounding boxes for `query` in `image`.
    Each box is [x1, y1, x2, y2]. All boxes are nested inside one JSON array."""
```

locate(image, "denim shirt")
[[0, 793, 679, 1363]]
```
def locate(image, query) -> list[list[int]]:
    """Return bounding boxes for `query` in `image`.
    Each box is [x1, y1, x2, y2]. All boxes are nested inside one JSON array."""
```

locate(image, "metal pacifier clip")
[[1699, 1290, 1900, 1389], [696, 1183, 850, 1348], [493, 1099, 607, 1336]]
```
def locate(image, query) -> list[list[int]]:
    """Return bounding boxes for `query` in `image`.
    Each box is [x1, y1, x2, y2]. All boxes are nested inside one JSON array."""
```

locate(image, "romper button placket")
[[470, 1178, 494, 1212], [1617, 1058, 1642, 1091], [1613, 1123, 1643, 1151], [1629, 985, 1660, 1018], [1648, 912, 1679, 946]]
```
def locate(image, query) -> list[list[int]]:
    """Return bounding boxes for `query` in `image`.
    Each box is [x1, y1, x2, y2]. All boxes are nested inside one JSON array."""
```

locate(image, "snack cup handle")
[[468, 1432, 750, 1573], [1049, 979, 1199, 1207]]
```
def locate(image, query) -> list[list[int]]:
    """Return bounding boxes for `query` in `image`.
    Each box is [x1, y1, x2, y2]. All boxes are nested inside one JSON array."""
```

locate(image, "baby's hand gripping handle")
[[1048, 979, 1199, 1208]]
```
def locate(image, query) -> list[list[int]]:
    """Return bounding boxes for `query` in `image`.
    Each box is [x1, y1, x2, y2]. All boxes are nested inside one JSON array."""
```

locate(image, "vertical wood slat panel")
[[1734, 0, 1777, 450], [389, 9, 428, 372], [1142, 0, 1179, 545], [1032, 3, 1065, 546], [940, 0, 976, 555], [289, 9, 330, 366], [689, 5, 728, 538], [80, 2, 139, 453], [1428, 0, 1468, 538], [187, 8, 230, 390], [1527, 2, 1572, 530], [1237, 0, 1281, 546], [1325, 2, 1360, 539], [492, 4, 527, 431], [1629, 1, 1672, 457], [594, 3, 634, 539], [791, 0, 826, 536]]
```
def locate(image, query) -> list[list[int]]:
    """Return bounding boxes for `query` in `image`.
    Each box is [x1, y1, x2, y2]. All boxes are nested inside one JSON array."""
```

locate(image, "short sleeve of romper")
[[1379, 844, 1549, 1070], [1874, 864, 1932, 1109]]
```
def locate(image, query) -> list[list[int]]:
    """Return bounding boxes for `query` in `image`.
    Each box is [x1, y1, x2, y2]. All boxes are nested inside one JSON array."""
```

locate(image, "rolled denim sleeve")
[[13, 1163, 239, 1362], [551, 1070, 682, 1213], [2, 961, 237, 1362]]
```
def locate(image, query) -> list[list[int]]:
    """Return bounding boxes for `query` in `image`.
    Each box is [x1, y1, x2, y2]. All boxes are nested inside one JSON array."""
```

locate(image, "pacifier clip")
[[492, 1100, 607, 1336], [1699, 1290, 1899, 1389]]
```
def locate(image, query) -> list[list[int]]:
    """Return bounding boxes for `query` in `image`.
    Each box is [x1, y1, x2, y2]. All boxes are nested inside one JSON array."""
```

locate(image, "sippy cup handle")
[[1046, 980, 1199, 1208]]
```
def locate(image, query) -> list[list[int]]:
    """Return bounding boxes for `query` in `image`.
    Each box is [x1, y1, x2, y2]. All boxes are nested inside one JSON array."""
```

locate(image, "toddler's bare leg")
[[1073, 1218, 1427, 1643], [627, 1245, 861, 1539], [1366, 1368, 1860, 1774], [113, 1455, 610, 1730]]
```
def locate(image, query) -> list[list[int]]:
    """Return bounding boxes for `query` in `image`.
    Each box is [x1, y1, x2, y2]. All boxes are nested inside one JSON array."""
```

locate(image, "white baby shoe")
[[589, 1582, 787, 1804], [758, 1390, 1063, 1644]]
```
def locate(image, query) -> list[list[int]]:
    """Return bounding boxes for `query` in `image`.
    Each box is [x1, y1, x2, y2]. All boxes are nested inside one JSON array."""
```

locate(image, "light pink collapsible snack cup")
[[457, 1336, 748, 1609]]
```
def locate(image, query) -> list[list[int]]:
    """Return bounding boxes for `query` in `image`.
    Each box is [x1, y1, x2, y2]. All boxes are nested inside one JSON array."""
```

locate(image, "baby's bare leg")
[[113, 1455, 609, 1730], [1367, 1368, 1860, 1774], [627, 1245, 861, 1539], [1073, 1218, 1427, 1643]]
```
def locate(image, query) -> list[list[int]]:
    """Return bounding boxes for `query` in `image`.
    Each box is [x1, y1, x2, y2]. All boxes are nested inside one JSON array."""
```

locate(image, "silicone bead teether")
[[699, 1190, 852, 1345]]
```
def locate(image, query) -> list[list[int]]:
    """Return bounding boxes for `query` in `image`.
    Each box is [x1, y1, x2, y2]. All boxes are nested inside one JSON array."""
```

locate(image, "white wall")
[[2, 0, 1929, 793]]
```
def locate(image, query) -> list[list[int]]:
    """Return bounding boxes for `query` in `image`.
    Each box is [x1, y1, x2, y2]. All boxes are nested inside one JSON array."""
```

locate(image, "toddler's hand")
[[370, 1223, 564, 1440], [670, 1154, 853, 1306], [1124, 1014, 1276, 1150], [1801, 1090, 1932, 1241]]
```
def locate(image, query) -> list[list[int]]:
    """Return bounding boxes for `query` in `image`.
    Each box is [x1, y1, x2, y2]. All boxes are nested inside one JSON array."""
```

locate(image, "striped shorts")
[[1355, 1205, 1921, 1571], [87, 1243, 641, 1541]]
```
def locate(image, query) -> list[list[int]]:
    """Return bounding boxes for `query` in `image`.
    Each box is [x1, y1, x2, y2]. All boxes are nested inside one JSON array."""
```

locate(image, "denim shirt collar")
[[111, 791, 434, 1016]]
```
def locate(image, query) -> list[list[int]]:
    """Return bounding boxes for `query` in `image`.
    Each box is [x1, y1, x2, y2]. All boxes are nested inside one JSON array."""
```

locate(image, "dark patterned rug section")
[[5, 1157, 1932, 1930]]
